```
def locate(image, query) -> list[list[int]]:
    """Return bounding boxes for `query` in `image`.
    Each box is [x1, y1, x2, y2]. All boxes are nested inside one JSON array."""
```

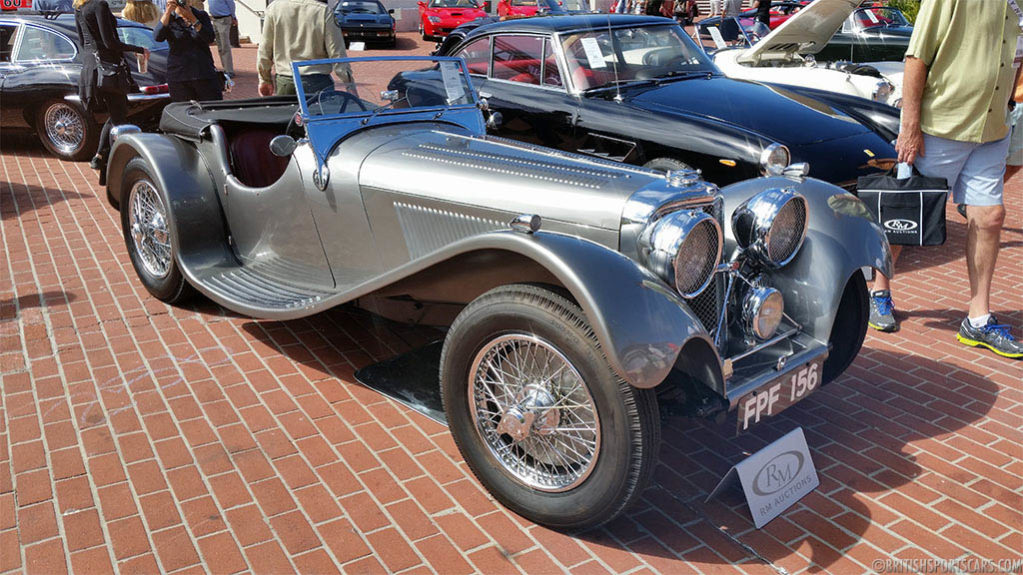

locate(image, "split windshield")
[[293, 57, 476, 119], [561, 25, 717, 92]]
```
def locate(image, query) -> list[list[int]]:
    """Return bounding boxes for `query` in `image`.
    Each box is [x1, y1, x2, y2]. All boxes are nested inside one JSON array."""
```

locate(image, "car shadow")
[[0, 290, 78, 322], [238, 307, 1001, 572]]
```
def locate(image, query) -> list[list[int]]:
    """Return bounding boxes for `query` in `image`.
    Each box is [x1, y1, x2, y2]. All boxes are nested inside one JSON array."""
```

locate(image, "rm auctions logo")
[[751, 450, 804, 496], [883, 218, 918, 232]]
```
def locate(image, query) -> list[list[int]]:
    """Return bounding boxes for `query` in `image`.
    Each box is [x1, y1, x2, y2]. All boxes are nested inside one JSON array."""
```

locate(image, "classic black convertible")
[[0, 12, 169, 160], [431, 14, 899, 188]]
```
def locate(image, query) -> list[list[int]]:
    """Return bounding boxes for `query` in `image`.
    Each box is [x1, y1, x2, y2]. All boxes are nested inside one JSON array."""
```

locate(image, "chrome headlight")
[[731, 188, 808, 268], [741, 285, 784, 340], [428, 15, 442, 22], [759, 143, 790, 176], [872, 79, 895, 103], [638, 211, 722, 298]]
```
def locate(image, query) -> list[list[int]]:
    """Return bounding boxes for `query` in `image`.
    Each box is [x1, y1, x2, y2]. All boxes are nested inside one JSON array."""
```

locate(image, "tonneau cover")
[[159, 97, 301, 138]]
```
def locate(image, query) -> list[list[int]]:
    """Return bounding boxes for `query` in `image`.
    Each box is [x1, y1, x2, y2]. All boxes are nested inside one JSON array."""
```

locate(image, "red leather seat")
[[228, 129, 290, 188]]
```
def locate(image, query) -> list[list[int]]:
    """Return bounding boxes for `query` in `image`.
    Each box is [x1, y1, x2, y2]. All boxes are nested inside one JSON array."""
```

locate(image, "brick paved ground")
[[1, 34, 1021, 575]]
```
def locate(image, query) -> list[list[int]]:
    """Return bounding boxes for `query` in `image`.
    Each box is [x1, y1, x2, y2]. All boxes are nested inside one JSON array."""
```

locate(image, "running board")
[[191, 257, 336, 313]]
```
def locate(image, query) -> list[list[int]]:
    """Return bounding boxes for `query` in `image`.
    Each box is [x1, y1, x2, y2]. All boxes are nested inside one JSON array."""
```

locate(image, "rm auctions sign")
[[1, 0, 31, 10], [707, 427, 819, 528]]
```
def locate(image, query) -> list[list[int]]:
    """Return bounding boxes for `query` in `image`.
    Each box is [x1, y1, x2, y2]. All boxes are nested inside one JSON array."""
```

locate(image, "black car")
[[0, 12, 169, 161], [813, 6, 912, 62], [335, 0, 396, 47], [426, 14, 899, 188]]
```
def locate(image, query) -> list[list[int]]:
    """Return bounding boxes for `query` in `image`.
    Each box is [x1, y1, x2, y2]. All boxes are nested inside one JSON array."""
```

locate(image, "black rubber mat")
[[353, 341, 448, 425]]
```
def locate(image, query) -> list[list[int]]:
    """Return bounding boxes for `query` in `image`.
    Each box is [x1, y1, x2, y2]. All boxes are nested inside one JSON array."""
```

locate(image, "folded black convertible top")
[[160, 97, 301, 139]]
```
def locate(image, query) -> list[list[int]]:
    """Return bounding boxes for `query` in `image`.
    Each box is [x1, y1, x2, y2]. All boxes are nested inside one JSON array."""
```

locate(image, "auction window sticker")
[[864, 9, 879, 23], [580, 37, 608, 69], [440, 60, 467, 104]]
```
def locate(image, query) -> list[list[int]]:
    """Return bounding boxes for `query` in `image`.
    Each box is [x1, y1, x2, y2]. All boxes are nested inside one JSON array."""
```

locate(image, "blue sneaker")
[[957, 315, 1023, 359], [869, 290, 897, 332]]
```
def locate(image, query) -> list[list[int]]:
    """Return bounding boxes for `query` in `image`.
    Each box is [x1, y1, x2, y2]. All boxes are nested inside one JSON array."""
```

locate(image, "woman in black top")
[[74, 0, 148, 170], [154, 0, 223, 102]]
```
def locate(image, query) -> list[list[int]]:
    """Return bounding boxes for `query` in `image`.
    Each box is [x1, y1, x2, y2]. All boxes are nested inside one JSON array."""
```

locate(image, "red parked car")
[[418, 0, 486, 40], [496, 0, 537, 17]]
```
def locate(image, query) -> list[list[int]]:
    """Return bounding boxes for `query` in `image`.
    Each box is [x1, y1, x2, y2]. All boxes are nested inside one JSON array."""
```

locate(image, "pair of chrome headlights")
[[638, 182, 808, 341]]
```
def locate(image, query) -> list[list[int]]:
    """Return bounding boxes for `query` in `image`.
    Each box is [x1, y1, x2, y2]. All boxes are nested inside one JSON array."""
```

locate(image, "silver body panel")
[[107, 113, 889, 393]]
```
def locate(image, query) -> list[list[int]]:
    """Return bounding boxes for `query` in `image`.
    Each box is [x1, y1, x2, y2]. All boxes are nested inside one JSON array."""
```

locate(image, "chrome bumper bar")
[[723, 331, 830, 410]]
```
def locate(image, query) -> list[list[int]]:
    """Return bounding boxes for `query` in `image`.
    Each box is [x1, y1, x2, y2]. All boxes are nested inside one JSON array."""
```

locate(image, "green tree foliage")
[[887, 0, 920, 24]]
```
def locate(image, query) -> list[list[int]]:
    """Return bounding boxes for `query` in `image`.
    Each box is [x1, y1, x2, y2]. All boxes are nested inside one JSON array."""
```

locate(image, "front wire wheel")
[[441, 284, 660, 530], [469, 333, 601, 492]]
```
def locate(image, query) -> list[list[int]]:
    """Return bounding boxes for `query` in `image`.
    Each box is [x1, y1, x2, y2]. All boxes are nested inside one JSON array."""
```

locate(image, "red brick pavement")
[[1, 33, 1022, 574]]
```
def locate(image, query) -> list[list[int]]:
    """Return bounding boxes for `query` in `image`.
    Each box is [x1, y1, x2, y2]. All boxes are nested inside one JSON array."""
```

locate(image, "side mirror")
[[477, 97, 489, 111], [483, 0, 491, 10], [486, 111, 503, 130], [418, 1, 425, 6], [388, 8, 394, 12], [269, 134, 298, 157]]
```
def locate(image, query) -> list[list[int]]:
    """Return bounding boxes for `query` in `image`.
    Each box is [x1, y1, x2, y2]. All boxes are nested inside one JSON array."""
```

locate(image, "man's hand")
[[258, 81, 274, 97], [896, 126, 925, 165], [232, 16, 237, 25]]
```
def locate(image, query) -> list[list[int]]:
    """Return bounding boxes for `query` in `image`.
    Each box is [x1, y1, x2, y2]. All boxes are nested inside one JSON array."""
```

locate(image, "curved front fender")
[[479, 231, 715, 389], [721, 176, 892, 342]]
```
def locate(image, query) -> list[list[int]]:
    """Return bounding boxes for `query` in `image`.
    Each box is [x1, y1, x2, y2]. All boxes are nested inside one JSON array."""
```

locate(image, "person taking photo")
[[154, 0, 224, 102]]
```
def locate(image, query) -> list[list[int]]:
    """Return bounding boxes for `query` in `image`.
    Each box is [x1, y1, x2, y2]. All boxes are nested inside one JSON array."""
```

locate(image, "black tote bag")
[[856, 166, 950, 246]]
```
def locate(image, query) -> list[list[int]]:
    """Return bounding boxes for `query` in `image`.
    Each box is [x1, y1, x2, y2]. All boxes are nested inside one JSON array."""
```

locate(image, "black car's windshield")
[[339, 0, 385, 13], [851, 7, 909, 28], [561, 25, 716, 91], [117, 26, 168, 51], [429, 0, 478, 7]]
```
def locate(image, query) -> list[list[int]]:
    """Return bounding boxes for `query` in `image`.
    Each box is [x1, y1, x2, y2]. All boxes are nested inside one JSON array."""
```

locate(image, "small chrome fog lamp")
[[742, 285, 784, 340], [759, 143, 790, 176]]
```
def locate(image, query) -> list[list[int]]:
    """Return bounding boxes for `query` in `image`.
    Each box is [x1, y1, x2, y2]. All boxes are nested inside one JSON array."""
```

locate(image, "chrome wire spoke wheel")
[[44, 103, 84, 155], [128, 180, 172, 279], [469, 333, 601, 492]]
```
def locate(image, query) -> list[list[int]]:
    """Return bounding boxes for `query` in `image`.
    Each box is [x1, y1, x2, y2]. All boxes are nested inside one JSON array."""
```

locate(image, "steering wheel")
[[311, 89, 369, 116]]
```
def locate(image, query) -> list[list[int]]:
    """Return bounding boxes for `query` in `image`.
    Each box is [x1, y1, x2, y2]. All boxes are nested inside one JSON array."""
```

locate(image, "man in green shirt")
[[872, 0, 1022, 359]]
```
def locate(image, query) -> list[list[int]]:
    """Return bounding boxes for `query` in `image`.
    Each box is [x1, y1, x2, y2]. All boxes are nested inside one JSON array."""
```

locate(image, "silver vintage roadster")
[[106, 56, 891, 530]]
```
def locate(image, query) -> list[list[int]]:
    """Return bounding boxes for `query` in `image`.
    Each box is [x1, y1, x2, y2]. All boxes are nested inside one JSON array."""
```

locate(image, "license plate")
[[737, 358, 823, 432]]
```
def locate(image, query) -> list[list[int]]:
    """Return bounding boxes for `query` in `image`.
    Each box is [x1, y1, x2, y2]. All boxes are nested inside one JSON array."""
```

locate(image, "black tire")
[[822, 272, 868, 385], [643, 157, 693, 173], [440, 284, 660, 530], [120, 157, 195, 304], [35, 99, 99, 162]]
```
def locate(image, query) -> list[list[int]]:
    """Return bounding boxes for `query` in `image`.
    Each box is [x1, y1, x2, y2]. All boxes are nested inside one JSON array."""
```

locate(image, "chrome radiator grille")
[[687, 198, 725, 332]]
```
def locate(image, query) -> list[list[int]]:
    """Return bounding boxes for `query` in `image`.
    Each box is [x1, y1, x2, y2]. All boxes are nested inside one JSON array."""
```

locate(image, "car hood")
[[623, 76, 872, 146], [358, 129, 661, 230], [738, 0, 860, 63], [340, 13, 391, 24]]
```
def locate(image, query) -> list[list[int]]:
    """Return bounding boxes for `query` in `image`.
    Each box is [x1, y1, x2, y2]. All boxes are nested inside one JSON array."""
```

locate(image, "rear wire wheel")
[[120, 157, 195, 304], [440, 284, 660, 530]]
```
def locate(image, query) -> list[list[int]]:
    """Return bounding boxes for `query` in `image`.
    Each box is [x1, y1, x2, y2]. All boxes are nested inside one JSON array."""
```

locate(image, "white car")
[[699, 0, 903, 107]]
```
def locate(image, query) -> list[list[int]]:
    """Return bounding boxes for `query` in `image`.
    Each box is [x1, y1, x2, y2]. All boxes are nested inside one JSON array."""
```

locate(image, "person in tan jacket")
[[256, 0, 353, 96]]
